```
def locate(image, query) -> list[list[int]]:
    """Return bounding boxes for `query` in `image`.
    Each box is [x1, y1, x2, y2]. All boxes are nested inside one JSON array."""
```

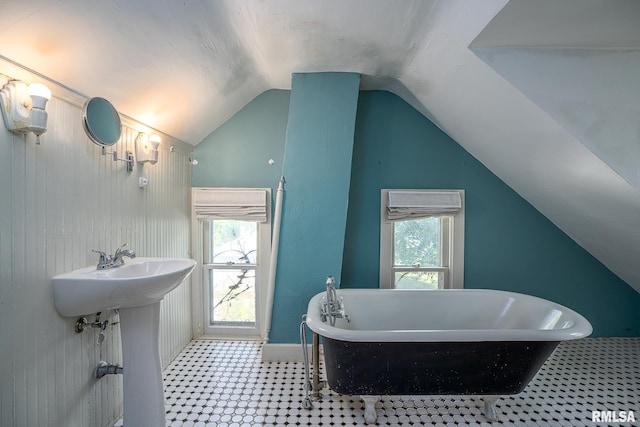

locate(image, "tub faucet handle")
[[323, 275, 349, 325]]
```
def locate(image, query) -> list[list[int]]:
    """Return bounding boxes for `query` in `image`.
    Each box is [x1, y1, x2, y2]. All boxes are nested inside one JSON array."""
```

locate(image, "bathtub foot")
[[361, 395, 380, 424], [482, 396, 499, 421]]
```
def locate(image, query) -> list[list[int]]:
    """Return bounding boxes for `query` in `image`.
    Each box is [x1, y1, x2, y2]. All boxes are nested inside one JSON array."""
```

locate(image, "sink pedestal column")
[[119, 301, 165, 427]]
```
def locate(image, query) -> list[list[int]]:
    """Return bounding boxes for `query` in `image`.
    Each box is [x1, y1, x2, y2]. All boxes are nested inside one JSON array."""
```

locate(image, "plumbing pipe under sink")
[[96, 361, 123, 378]]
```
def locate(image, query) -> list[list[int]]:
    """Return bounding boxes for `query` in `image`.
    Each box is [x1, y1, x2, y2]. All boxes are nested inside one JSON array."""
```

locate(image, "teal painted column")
[[269, 72, 360, 343]]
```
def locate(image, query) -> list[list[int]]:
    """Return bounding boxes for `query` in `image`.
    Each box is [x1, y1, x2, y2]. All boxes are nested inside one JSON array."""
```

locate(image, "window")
[[193, 188, 271, 337], [380, 189, 464, 289], [205, 219, 258, 327]]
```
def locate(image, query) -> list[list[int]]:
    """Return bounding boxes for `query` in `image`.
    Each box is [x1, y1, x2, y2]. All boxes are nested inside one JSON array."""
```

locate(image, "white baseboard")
[[261, 343, 323, 362]]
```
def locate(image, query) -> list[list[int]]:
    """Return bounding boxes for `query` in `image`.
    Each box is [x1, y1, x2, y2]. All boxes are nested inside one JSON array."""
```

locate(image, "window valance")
[[386, 190, 462, 221], [193, 188, 268, 222]]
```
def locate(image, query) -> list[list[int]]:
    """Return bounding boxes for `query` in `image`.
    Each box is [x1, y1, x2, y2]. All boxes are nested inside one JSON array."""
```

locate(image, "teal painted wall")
[[270, 73, 361, 343], [192, 89, 289, 189], [342, 91, 640, 337], [194, 89, 640, 339]]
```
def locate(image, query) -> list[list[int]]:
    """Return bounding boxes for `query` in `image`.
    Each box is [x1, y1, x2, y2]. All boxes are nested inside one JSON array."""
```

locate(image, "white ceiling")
[[2, 0, 640, 292]]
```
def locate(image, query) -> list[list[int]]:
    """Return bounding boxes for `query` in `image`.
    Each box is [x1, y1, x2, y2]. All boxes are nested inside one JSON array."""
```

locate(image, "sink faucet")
[[92, 243, 136, 270]]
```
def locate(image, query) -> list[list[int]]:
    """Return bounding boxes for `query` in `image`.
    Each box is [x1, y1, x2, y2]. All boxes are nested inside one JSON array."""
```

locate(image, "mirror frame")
[[82, 97, 122, 146]]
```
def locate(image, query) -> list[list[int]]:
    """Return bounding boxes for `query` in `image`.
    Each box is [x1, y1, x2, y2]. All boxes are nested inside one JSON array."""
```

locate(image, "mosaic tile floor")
[[118, 338, 639, 426]]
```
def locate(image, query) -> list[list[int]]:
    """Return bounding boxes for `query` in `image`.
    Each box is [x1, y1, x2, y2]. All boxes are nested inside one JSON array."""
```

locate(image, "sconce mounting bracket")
[[0, 80, 31, 133], [101, 146, 134, 172]]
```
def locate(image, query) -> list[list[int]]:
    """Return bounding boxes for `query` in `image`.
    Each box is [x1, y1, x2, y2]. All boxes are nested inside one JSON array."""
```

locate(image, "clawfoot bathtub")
[[305, 288, 592, 423]]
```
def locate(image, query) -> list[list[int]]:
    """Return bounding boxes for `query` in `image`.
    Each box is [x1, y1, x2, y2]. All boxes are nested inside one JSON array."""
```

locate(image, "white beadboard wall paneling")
[[0, 66, 193, 427], [146, 141, 194, 365]]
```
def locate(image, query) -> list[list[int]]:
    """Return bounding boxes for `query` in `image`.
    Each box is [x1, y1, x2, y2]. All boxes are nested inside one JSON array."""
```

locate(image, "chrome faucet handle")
[[92, 249, 109, 262], [92, 250, 113, 269], [112, 243, 135, 267], [113, 243, 128, 256]]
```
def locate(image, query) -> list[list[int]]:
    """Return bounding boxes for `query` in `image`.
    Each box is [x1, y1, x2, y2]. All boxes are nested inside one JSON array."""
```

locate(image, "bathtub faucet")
[[321, 276, 350, 326]]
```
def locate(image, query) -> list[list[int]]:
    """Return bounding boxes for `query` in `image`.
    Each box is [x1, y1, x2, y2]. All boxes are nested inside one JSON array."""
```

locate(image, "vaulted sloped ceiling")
[[471, 0, 640, 191], [467, 0, 640, 293], [1, 0, 639, 292]]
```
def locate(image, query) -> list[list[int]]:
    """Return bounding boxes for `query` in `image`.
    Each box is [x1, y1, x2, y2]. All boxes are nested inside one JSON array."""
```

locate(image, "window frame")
[[202, 219, 263, 336], [379, 189, 464, 290], [192, 188, 271, 338]]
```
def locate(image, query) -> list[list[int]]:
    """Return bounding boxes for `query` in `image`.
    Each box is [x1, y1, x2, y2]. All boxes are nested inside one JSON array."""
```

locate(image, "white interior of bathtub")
[[306, 289, 593, 342], [340, 290, 571, 330]]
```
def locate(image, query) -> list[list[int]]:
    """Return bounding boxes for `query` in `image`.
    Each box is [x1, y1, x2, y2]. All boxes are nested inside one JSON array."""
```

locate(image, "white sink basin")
[[52, 256, 196, 426], [52, 257, 196, 317]]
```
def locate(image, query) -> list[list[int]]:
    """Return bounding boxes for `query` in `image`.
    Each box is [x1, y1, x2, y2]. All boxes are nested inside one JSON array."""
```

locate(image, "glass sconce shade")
[[135, 132, 161, 164]]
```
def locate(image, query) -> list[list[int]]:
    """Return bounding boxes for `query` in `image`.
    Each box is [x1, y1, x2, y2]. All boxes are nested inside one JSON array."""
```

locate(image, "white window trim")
[[380, 189, 464, 290], [191, 188, 271, 339], [202, 218, 270, 337]]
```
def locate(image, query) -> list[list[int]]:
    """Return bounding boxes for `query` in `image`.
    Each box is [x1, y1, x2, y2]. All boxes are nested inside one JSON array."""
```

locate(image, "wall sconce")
[[0, 80, 51, 144], [135, 132, 161, 164]]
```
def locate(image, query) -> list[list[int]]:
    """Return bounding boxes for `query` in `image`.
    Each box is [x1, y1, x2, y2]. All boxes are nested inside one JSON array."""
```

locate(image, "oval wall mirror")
[[82, 97, 122, 146]]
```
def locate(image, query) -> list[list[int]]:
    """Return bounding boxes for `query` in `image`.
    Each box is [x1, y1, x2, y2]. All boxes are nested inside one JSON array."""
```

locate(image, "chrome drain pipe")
[[96, 361, 123, 378]]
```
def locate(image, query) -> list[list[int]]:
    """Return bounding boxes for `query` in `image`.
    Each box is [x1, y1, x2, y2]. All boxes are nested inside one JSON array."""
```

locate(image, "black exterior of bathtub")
[[322, 338, 559, 396]]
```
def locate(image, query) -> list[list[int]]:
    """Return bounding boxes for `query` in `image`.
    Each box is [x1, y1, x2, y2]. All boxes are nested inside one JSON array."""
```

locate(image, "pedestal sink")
[[52, 257, 196, 427]]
